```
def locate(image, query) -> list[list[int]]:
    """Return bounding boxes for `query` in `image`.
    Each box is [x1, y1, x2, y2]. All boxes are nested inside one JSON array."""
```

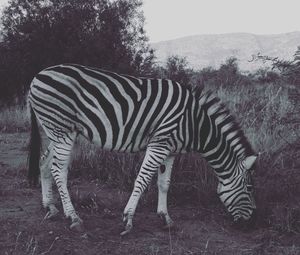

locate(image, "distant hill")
[[151, 32, 300, 72]]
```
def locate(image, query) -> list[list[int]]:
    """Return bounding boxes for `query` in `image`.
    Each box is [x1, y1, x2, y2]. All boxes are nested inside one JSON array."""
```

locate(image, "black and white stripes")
[[28, 63, 256, 233]]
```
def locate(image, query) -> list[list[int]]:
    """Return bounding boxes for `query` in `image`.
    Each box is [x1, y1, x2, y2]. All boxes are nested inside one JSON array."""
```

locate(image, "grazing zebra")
[[28, 64, 257, 235]]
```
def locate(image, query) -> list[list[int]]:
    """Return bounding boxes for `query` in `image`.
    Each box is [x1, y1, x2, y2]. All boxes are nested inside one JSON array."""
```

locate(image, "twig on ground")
[[39, 236, 59, 255]]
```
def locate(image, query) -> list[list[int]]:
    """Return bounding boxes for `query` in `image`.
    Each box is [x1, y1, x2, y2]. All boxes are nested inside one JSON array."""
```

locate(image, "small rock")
[[81, 233, 89, 239]]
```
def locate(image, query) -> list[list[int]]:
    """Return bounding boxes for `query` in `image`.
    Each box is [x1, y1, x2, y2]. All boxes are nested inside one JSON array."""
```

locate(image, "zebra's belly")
[[91, 139, 148, 153], [84, 125, 149, 153]]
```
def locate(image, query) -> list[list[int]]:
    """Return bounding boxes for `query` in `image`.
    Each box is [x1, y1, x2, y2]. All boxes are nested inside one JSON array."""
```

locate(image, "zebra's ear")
[[243, 155, 257, 170]]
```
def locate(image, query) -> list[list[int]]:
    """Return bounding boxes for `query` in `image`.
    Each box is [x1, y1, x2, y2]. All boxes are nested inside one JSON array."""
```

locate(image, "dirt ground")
[[0, 132, 299, 255]]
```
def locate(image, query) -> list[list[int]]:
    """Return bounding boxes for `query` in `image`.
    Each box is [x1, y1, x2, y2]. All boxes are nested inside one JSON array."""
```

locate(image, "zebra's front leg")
[[40, 142, 59, 220], [51, 137, 83, 232], [157, 156, 175, 229], [121, 141, 171, 236]]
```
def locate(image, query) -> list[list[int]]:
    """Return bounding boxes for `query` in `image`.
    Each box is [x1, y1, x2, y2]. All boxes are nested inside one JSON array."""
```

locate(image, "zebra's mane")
[[191, 86, 254, 157]]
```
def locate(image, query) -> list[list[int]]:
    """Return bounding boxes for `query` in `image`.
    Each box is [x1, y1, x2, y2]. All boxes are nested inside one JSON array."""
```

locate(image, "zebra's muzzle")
[[233, 209, 257, 230]]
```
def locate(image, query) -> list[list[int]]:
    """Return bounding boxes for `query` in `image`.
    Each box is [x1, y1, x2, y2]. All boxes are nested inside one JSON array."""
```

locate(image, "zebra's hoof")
[[70, 219, 84, 232], [162, 220, 175, 230], [120, 223, 133, 236], [44, 208, 59, 221], [158, 212, 174, 229]]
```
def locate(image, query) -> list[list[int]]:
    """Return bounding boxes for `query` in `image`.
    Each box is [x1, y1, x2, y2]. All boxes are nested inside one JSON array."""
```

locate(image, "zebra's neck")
[[191, 92, 253, 181]]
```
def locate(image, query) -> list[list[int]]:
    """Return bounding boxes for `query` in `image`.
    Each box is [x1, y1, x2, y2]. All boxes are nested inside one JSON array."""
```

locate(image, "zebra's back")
[[28, 64, 190, 152]]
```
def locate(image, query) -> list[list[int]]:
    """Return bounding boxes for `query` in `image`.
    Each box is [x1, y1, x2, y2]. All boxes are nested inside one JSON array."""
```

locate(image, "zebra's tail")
[[28, 105, 41, 186]]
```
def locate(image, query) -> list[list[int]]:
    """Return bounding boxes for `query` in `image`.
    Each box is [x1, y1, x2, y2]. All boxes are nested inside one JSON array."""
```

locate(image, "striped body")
[[29, 64, 191, 152], [28, 64, 257, 233]]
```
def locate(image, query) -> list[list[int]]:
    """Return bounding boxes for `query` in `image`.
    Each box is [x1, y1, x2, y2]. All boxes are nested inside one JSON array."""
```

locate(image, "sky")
[[1, 0, 299, 42], [143, 0, 300, 42]]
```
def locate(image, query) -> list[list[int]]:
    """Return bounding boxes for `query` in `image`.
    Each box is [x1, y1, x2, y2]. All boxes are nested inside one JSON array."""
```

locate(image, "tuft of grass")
[[7, 232, 39, 255], [0, 106, 29, 132], [71, 136, 144, 190], [170, 154, 217, 206]]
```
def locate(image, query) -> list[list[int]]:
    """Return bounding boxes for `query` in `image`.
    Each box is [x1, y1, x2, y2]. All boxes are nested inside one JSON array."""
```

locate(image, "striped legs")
[[50, 132, 83, 231], [40, 142, 59, 219], [157, 156, 175, 228], [121, 140, 171, 235]]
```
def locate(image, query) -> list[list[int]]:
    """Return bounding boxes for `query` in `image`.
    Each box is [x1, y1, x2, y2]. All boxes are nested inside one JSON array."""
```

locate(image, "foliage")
[[152, 55, 193, 86], [206, 57, 252, 87], [164, 55, 192, 85], [160, 50, 300, 88], [250, 68, 281, 83], [0, 0, 155, 103], [217, 57, 239, 85], [157, 56, 254, 89], [281, 46, 300, 84], [250, 48, 300, 85]]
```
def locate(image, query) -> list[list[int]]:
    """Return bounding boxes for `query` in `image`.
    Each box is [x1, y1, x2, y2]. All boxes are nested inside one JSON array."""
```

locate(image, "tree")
[[217, 57, 239, 86], [251, 68, 280, 83], [0, 0, 155, 103], [194, 67, 217, 88], [158, 55, 192, 86], [249, 48, 300, 85], [283, 46, 300, 84]]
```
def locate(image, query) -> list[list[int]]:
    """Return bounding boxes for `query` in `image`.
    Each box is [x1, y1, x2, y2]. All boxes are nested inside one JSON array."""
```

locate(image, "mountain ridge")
[[151, 31, 300, 72]]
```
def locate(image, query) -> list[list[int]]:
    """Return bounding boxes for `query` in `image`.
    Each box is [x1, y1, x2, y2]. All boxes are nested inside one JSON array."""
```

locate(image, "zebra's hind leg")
[[157, 156, 175, 229], [121, 140, 171, 236], [50, 133, 83, 232], [40, 142, 59, 220]]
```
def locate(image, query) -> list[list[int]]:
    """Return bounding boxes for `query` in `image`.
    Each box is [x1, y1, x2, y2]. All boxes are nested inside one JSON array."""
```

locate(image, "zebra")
[[28, 63, 257, 235]]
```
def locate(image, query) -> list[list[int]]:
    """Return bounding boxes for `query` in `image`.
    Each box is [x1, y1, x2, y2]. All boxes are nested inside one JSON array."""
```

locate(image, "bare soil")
[[0, 132, 299, 255]]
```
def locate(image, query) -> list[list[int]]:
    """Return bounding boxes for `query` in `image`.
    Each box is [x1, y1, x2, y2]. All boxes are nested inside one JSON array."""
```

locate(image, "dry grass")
[[0, 105, 29, 132], [215, 83, 298, 155]]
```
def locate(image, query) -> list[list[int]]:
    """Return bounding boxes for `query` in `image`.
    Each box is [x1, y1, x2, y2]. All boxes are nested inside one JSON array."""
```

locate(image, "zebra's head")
[[217, 155, 257, 223]]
